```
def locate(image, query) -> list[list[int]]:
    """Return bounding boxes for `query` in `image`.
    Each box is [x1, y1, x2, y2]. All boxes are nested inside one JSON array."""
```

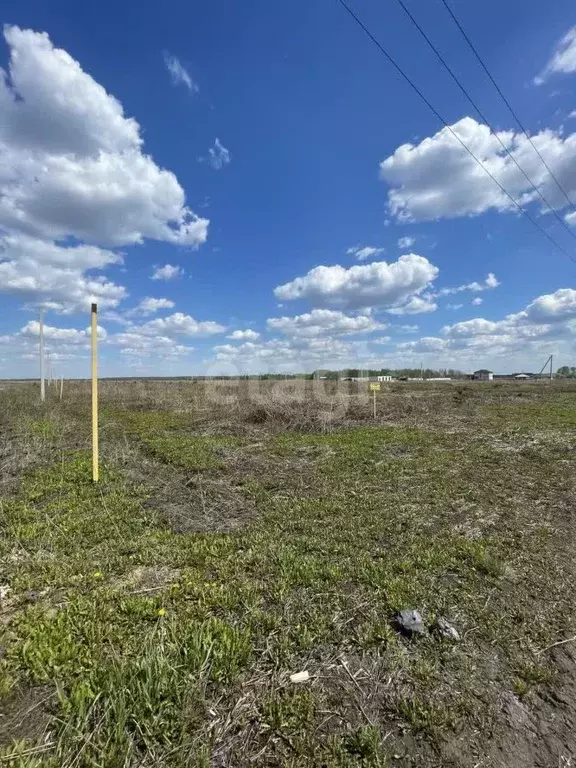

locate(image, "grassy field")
[[1, 379, 576, 767]]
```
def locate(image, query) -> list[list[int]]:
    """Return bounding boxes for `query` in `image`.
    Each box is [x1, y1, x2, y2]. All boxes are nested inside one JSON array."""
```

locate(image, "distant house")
[[514, 373, 531, 379], [377, 375, 393, 382], [473, 369, 493, 381]]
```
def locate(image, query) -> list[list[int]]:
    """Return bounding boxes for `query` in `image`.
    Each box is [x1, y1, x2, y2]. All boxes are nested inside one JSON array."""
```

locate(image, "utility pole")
[[538, 354, 554, 383], [39, 308, 45, 403]]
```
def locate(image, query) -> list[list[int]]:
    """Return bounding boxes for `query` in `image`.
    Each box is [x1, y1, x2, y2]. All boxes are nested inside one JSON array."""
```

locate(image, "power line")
[[336, 0, 576, 265], [440, 0, 576, 216], [394, 0, 576, 243]]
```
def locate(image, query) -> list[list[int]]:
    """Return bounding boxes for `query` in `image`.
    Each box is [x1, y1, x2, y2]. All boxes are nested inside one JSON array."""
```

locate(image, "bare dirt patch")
[[483, 644, 576, 768], [0, 686, 53, 748]]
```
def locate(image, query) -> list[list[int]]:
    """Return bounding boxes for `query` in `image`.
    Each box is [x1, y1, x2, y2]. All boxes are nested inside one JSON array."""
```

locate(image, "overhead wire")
[[440, 0, 576, 216], [336, 0, 576, 265], [394, 0, 576, 243]]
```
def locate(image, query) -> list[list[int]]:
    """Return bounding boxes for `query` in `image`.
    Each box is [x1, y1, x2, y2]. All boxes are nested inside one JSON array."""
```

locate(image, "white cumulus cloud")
[[212, 337, 370, 371], [109, 312, 225, 361], [387, 295, 437, 315], [399, 336, 448, 354], [114, 333, 194, 360], [274, 254, 439, 312], [0, 27, 209, 248], [398, 236, 415, 250], [20, 320, 107, 343], [267, 309, 385, 338], [137, 312, 225, 338], [472, 297, 483, 306], [133, 297, 175, 315], [0, 233, 126, 312], [151, 264, 183, 281], [227, 329, 260, 341], [0, 26, 209, 316], [525, 287, 576, 322], [437, 272, 500, 297], [346, 245, 385, 261], [380, 117, 576, 223], [398, 288, 576, 364], [0, 319, 108, 364]]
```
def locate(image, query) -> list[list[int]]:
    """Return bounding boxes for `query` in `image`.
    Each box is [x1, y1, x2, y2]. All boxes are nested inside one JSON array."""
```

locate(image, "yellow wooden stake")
[[91, 303, 99, 482], [39, 308, 45, 403]]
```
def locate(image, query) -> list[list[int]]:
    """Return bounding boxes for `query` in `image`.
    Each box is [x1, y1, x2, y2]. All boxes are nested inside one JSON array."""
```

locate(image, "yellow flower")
[[158, 608, 166, 616], [92, 572, 102, 579]]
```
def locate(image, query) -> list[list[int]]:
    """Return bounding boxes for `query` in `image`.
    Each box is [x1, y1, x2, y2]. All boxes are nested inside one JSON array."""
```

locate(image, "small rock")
[[289, 670, 310, 684], [395, 609, 426, 635], [0, 584, 11, 603], [432, 616, 460, 641]]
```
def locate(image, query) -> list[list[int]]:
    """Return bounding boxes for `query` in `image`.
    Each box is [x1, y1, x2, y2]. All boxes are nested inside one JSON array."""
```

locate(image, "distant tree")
[[557, 366, 576, 378]]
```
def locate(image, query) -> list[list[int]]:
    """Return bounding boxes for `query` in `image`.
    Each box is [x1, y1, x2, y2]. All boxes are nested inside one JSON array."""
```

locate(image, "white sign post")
[[369, 382, 381, 419]]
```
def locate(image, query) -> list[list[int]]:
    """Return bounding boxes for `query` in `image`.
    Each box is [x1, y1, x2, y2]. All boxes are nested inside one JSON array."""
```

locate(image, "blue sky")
[[1, 0, 576, 377]]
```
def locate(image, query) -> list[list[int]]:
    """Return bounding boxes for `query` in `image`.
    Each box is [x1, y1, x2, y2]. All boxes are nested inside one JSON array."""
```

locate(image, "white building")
[[377, 375, 393, 382], [473, 369, 493, 381]]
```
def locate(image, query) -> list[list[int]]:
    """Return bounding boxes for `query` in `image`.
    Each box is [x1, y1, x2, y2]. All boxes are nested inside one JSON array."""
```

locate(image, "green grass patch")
[[104, 408, 194, 434], [25, 418, 60, 441], [141, 434, 242, 469], [105, 408, 243, 469], [484, 399, 576, 430]]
